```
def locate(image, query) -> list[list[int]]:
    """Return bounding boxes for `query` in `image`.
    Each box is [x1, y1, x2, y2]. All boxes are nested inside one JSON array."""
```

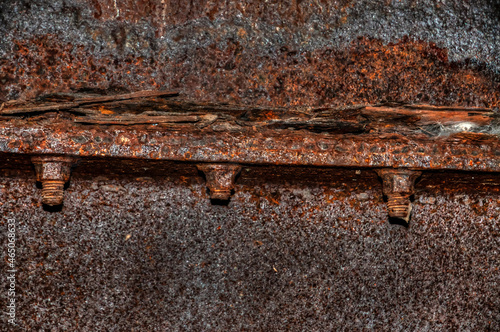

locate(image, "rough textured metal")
[[376, 168, 422, 224], [0, 168, 498, 330], [0, 0, 499, 330], [0, 98, 498, 174], [197, 163, 242, 201], [31, 155, 76, 206], [0, 122, 499, 171], [0, 1, 499, 107]]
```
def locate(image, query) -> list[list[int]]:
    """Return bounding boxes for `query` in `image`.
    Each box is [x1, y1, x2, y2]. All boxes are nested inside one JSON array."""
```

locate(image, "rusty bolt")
[[31, 156, 76, 206], [196, 164, 242, 201], [376, 168, 421, 224]]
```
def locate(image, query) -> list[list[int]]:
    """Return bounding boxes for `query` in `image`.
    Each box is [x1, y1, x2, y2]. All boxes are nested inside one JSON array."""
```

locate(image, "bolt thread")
[[387, 194, 411, 221], [42, 180, 65, 206], [209, 189, 232, 200]]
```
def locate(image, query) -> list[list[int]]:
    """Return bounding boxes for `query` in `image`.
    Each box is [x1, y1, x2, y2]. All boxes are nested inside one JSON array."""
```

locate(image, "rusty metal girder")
[[1, 95, 499, 222], [0, 123, 498, 172]]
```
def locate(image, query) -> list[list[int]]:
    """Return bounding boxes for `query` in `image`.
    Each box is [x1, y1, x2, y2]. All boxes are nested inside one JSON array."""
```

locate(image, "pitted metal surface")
[[0, 168, 498, 330]]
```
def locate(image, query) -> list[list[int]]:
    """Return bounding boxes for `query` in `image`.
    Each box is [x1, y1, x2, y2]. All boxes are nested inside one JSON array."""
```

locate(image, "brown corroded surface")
[[1, 1, 499, 106], [0, 0, 499, 330], [0, 166, 499, 330]]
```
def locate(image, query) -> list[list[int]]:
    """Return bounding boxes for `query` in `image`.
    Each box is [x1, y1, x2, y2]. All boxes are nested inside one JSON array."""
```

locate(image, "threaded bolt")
[[31, 156, 76, 207], [197, 164, 242, 201], [41, 180, 66, 206], [376, 168, 421, 224], [208, 189, 233, 200], [387, 194, 411, 222]]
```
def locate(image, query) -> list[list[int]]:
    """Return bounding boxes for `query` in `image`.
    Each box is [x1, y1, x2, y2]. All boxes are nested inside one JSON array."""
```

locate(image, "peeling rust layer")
[[2, 36, 498, 108]]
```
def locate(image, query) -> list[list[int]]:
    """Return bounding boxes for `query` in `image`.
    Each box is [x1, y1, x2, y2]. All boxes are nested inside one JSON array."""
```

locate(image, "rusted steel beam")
[[0, 122, 498, 172], [0, 95, 498, 172], [3, 95, 497, 218]]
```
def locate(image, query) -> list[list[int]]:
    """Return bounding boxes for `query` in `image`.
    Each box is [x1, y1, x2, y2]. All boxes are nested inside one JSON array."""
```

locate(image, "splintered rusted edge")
[[0, 90, 179, 115]]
